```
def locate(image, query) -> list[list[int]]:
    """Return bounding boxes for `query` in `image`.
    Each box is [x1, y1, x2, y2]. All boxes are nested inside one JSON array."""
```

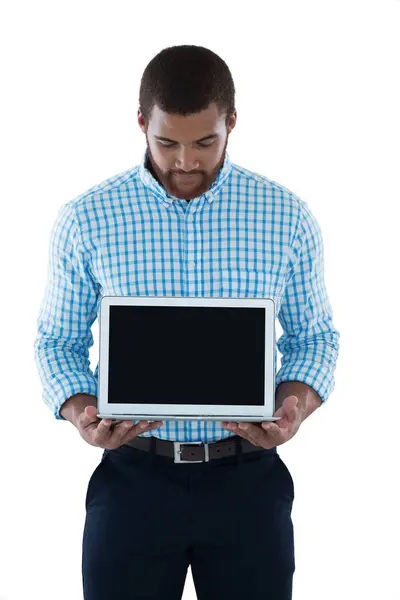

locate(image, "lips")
[[173, 173, 200, 182]]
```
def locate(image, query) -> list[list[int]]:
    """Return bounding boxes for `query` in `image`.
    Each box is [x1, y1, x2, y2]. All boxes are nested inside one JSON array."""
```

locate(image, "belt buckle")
[[173, 441, 210, 464]]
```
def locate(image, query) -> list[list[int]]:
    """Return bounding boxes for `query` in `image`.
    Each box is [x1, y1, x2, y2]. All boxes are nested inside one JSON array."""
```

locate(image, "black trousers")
[[82, 437, 295, 600]]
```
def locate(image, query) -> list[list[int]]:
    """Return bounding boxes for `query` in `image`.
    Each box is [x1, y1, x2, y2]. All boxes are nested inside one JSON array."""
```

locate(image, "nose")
[[174, 147, 200, 172]]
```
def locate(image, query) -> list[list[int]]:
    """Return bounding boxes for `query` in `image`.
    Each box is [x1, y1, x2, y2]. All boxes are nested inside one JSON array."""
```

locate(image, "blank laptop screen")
[[107, 305, 266, 406]]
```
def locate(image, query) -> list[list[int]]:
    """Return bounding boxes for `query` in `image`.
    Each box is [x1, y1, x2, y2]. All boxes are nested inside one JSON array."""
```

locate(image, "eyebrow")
[[154, 134, 219, 144]]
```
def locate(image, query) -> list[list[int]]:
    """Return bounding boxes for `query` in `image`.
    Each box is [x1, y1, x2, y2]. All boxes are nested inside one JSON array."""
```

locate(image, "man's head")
[[138, 45, 237, 200]]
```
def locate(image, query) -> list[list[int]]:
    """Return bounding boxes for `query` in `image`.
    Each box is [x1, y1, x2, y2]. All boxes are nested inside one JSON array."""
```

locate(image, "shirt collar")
[[138, 148, 232, 206]]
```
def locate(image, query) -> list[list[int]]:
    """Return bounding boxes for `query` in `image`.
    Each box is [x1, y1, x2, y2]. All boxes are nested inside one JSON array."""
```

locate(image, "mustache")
[[171, 171, 202, 176]]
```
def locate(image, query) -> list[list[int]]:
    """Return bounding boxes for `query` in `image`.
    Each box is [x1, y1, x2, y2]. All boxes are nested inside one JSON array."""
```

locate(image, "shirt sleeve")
[[33, 200, 99, 420], [275, 200, 340, 403]]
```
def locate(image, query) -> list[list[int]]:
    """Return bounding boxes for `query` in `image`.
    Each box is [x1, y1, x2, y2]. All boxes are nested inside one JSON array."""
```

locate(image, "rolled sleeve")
[[33, 201, 99, 420], [275, 201, 340, 403]]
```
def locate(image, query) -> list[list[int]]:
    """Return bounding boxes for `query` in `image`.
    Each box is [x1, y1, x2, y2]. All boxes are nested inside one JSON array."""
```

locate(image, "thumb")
[[80, 404, 100, 427], [274, 395, 299, 424], [284, 395, 299, 410]]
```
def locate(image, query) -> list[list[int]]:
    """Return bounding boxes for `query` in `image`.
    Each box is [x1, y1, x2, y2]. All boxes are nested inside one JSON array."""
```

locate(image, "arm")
[[275, 200, 340, 412], [222, 200, 339, 446], [33, 201, 100, 420]]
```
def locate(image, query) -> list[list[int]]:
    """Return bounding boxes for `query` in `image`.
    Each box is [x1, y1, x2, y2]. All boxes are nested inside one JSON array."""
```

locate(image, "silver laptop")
[[97, 295, 280, 423]]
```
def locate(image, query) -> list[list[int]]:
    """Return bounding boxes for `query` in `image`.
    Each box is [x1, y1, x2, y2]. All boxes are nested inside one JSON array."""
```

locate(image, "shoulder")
[[66, 165, 139, 214], [230, 161, 312, 230]]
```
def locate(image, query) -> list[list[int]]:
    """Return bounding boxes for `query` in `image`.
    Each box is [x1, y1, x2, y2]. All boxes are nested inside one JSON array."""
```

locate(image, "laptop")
[[97, 296, 280, 423]]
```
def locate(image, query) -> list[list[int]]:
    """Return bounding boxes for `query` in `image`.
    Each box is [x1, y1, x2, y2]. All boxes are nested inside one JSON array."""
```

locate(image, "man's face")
[[138, 102, 236, 200]]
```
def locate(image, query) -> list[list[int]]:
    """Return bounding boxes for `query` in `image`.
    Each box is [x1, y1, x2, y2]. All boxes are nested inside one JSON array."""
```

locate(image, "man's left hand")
[[221, 395, 302, 448]]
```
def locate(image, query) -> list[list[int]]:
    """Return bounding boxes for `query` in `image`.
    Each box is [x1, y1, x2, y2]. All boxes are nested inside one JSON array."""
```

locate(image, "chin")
[[167, 183, 204, 200], [177, 190, 203, 201]]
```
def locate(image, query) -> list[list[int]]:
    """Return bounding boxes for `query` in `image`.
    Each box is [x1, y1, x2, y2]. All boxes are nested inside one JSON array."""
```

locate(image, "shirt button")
[[187, 214, 194, 221], [188, 261, 196, 269]]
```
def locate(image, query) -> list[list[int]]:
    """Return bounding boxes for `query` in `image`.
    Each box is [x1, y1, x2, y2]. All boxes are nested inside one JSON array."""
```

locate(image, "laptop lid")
[[97, 296, 279, 422]]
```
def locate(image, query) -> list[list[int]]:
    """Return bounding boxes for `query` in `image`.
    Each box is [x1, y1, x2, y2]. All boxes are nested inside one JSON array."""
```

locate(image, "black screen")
[[107, 305, 265, 406]]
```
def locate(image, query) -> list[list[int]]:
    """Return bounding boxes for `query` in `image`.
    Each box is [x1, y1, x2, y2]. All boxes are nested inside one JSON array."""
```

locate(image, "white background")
[[1, 0, 399, 598]]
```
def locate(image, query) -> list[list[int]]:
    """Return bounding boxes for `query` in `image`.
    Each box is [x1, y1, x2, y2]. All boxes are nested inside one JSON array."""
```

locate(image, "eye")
[[197, 140, 215, 148], [158, 140, 215, 149]]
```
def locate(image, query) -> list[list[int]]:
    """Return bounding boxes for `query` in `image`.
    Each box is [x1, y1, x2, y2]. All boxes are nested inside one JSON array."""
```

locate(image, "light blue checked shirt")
[[34, 149, 340, 442]]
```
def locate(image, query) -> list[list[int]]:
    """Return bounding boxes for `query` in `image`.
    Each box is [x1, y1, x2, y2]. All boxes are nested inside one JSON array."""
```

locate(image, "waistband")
[[124, 434, 277, 464]]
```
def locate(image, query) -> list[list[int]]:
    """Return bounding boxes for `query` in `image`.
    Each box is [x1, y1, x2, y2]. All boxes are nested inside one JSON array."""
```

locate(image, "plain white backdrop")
[[1, 0, 399, 598]]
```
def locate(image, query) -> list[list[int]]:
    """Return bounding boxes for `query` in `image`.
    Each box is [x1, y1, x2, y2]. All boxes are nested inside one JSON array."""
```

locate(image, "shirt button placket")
[[187, 211, 196, 292]]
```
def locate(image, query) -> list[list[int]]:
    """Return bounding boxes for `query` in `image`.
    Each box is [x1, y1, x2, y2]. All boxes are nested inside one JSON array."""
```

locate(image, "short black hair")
[[139, 45, 235, 126]]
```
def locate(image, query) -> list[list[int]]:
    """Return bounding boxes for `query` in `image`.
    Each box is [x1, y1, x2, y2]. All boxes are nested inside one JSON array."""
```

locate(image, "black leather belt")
[[125, 435, 276, 463]]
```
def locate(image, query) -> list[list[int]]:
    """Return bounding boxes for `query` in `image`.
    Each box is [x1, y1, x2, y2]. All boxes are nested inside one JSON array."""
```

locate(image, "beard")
[[144, 135, 228, 201]]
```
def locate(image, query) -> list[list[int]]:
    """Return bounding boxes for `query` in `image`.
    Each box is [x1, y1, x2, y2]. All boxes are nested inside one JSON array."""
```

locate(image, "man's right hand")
[[76, 405, 163, 449], [60, 394, 163, 449]]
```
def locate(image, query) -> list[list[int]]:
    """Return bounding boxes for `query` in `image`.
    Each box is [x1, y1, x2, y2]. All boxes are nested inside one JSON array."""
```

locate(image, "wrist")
[[60, 393, 97, 426], [276, 381, 321, 422]]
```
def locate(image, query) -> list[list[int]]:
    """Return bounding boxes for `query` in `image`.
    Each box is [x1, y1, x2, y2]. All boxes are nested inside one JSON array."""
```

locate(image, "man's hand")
[[221, 395, 302, 449], [76, 405, 164, 449], [60, 394, 163, 449]]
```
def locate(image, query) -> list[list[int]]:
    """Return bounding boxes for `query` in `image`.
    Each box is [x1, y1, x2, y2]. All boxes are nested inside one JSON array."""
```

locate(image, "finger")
[[273, 408, 289, 427], [288, 404, 300, 423], [282, 396, 300, 422], [120, 420, 164, 445], [262, 422, 288, 443], [236, 428, 259, 445], [79, 405, 100, 429], [234, 429, 261, 447], [92, 419, 160, 448], [221, 422, 261, 447], [240, 423, 281, 448], [277, 410, 298, 432], [117, 419, 149, 442], [235, 421, 285, 448], [237, 423, 267, 446], [109, 419, 124, 433], [93, 417, 120, 446], [109, 419, 137, 435], [111, 419, 149, 438]]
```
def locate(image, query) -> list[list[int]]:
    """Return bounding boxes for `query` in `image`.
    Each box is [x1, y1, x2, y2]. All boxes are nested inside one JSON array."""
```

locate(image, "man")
[[34, 44, 340, 600]]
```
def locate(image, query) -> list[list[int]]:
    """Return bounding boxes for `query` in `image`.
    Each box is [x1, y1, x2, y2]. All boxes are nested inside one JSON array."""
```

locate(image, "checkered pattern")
[[33, 149, 340, 442]]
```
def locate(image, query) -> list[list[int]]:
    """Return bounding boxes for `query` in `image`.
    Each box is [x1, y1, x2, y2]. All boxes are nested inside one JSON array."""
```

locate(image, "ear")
[[226, 110, 237, 135], [137, 109, 147, 134]]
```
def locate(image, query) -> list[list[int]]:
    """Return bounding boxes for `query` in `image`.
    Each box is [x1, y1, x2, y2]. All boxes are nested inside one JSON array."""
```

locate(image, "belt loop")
[[234, 436, 243, 468]]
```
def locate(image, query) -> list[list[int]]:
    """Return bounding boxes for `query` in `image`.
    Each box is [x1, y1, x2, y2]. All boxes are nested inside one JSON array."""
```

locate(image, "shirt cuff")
[[46, 372, 98, 420], [275, 364, 336, 404]]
